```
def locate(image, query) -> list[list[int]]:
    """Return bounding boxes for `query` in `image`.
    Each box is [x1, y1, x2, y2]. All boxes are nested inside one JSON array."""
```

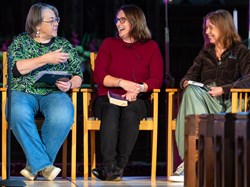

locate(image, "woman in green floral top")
[[7, 3, 83, 181]]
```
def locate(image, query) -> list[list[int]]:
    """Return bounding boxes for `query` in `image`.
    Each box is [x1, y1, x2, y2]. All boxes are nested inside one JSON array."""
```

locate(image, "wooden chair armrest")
[[72, 88, 80, 92], [231, 88, 250, 93], [152, 89, 160, 93], [230, 88, 250, 113], [165, 88, 182, 125], [0, 88, 7, 92], [165, 88, 181, 93], [81, 88, 94, 93]]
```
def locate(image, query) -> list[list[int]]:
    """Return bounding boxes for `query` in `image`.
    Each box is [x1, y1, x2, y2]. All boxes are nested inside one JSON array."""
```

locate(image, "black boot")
[[91, 167, 106, 180], [113, 166, 124, 181], [91, 165, 124, 181]]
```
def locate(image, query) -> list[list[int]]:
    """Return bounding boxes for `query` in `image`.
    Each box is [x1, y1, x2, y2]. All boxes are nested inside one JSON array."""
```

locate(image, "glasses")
[[42, 17, 60, 26], [114, 17, 127, 24]]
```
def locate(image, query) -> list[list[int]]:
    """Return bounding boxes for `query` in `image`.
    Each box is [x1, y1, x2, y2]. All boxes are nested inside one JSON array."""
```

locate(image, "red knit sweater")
[[94, 37, 163, 96]]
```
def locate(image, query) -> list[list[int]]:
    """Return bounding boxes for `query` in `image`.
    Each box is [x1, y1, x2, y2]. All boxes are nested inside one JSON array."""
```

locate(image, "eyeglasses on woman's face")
[[42, 17, 60, 26], [114, 17, 127, 24]]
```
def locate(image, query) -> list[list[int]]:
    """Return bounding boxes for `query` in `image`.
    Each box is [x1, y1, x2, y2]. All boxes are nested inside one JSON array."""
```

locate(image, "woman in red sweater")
[[91, 4, 163, 181]]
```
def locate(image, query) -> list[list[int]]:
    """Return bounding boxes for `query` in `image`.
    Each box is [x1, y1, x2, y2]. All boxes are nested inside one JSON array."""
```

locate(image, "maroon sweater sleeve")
[[143, 41, 164, 91], [94, 37, 163, 96]]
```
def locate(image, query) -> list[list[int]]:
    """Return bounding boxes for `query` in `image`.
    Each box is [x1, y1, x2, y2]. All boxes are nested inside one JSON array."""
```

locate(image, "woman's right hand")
[[122, 91, 139, 102], [44, 48, 70, 64], [119, 79, 142, 94], [208, 86, 224, 97]]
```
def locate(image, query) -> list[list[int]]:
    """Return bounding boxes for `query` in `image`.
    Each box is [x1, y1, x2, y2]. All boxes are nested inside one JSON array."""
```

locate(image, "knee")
[[49, 107, 74, 125], [182, 85, 200, 99], [11, 104, 33, 122], [102, 104, 120, 117], [184, 85, 196, 95], [9, 105, 34, 129], [121, 110, 139, 123]]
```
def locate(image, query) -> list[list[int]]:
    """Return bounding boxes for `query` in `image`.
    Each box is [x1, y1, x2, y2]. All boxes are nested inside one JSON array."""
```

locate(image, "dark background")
[[0, 0, 249, 177]]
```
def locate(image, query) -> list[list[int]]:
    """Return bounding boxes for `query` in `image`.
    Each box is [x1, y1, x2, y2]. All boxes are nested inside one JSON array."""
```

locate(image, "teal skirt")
[[175, 85, 232, 159]]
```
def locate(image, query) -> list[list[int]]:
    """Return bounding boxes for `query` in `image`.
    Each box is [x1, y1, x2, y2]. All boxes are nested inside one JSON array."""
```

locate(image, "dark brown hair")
[[25, 3, 59, 37], [203, 9, 241, 49], [116, 4, 151, 42]]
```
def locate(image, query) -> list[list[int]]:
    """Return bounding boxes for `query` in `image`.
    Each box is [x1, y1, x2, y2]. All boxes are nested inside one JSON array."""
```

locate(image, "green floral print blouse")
[[7, 32, 83, 95]]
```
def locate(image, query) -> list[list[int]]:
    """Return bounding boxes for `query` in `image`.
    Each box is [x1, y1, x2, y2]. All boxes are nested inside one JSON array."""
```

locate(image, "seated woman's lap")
[[9, 90, 74, 127]]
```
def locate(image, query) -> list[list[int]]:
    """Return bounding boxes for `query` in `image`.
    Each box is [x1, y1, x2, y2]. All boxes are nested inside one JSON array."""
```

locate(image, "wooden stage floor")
[[0, 176, 184, 187]]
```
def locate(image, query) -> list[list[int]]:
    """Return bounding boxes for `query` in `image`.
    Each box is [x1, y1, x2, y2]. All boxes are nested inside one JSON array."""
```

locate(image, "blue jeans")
[[7, 90, 74, 175]]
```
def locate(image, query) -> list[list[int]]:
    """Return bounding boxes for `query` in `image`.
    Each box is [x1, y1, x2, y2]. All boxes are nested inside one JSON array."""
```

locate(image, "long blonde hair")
[[203, 9, 241, 49]]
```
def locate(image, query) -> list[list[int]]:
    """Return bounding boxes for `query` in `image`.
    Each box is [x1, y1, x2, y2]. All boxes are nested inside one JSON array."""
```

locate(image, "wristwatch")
[[139, 83, 145, 92]]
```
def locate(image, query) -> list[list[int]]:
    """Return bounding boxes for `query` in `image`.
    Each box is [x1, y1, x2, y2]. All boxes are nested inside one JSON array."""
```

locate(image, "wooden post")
[[213, 113, 236, 187], [235, 112, 250, 187], [184, 114, 200, 187], [198, 114, 214, 187]]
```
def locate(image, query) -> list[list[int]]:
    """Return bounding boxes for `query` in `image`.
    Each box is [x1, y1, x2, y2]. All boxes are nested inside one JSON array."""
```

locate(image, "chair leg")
[[83, 127, 89, 179], [151, 129, 157, 181], [71, 122, 77, 180], [71, 91, 77, 180], [151, 91, 158, 181], [167, 91, 174, 178], [62, 138, 68, 178], [1, 125, 7, 179], [90, 131, 96, 179], [1, 94, 7, 179], [167, 126, 175, 178]]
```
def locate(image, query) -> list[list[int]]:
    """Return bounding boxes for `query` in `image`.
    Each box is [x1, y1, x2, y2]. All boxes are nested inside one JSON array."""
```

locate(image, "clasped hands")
[[119, 79, 142, 102]]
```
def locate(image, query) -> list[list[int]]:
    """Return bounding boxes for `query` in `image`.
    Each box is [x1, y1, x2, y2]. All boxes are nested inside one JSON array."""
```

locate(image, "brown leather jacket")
[[180, 43, 250, 95]]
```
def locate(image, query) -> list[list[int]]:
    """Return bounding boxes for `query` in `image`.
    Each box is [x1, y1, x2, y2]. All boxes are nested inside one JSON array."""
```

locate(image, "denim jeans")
[[7, 90, 74, 175]]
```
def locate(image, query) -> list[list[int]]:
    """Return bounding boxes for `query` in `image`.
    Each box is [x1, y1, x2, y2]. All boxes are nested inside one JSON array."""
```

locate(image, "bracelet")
[[140, 83, 145, 92], [117, 79, 122, 87]]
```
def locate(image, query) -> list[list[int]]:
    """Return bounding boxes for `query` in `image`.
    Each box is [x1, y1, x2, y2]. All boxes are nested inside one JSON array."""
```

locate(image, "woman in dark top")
[[169, 9, 250, 182]]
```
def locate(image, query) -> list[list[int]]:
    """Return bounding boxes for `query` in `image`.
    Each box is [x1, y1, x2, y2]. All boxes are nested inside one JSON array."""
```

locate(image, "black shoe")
[[113, 166, 124, 181], [91, 166, 124, 181], [91, 167, 106, 180], [107, 166, 124, 181]]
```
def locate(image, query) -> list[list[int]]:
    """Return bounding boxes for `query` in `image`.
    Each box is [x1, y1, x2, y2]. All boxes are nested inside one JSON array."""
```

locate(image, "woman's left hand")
[[208, 86, 224, 97], [55, 80, 72, 92], [123, 92, 139, 102]]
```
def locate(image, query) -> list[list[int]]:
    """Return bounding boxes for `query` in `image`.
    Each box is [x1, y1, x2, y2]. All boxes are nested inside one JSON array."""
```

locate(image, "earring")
[[35, 30, 40, 37]]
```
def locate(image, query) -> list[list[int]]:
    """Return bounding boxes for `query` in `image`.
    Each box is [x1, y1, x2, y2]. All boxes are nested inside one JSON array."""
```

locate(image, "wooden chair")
[[81, 52, 160, 180], [1, 51, 77, 180], [165, 88, 182, 178], [231, 88, 250, 113]]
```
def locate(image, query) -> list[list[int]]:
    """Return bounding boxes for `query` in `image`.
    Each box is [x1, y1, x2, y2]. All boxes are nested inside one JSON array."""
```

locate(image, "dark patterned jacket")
[[180, 43, 250, 95]]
